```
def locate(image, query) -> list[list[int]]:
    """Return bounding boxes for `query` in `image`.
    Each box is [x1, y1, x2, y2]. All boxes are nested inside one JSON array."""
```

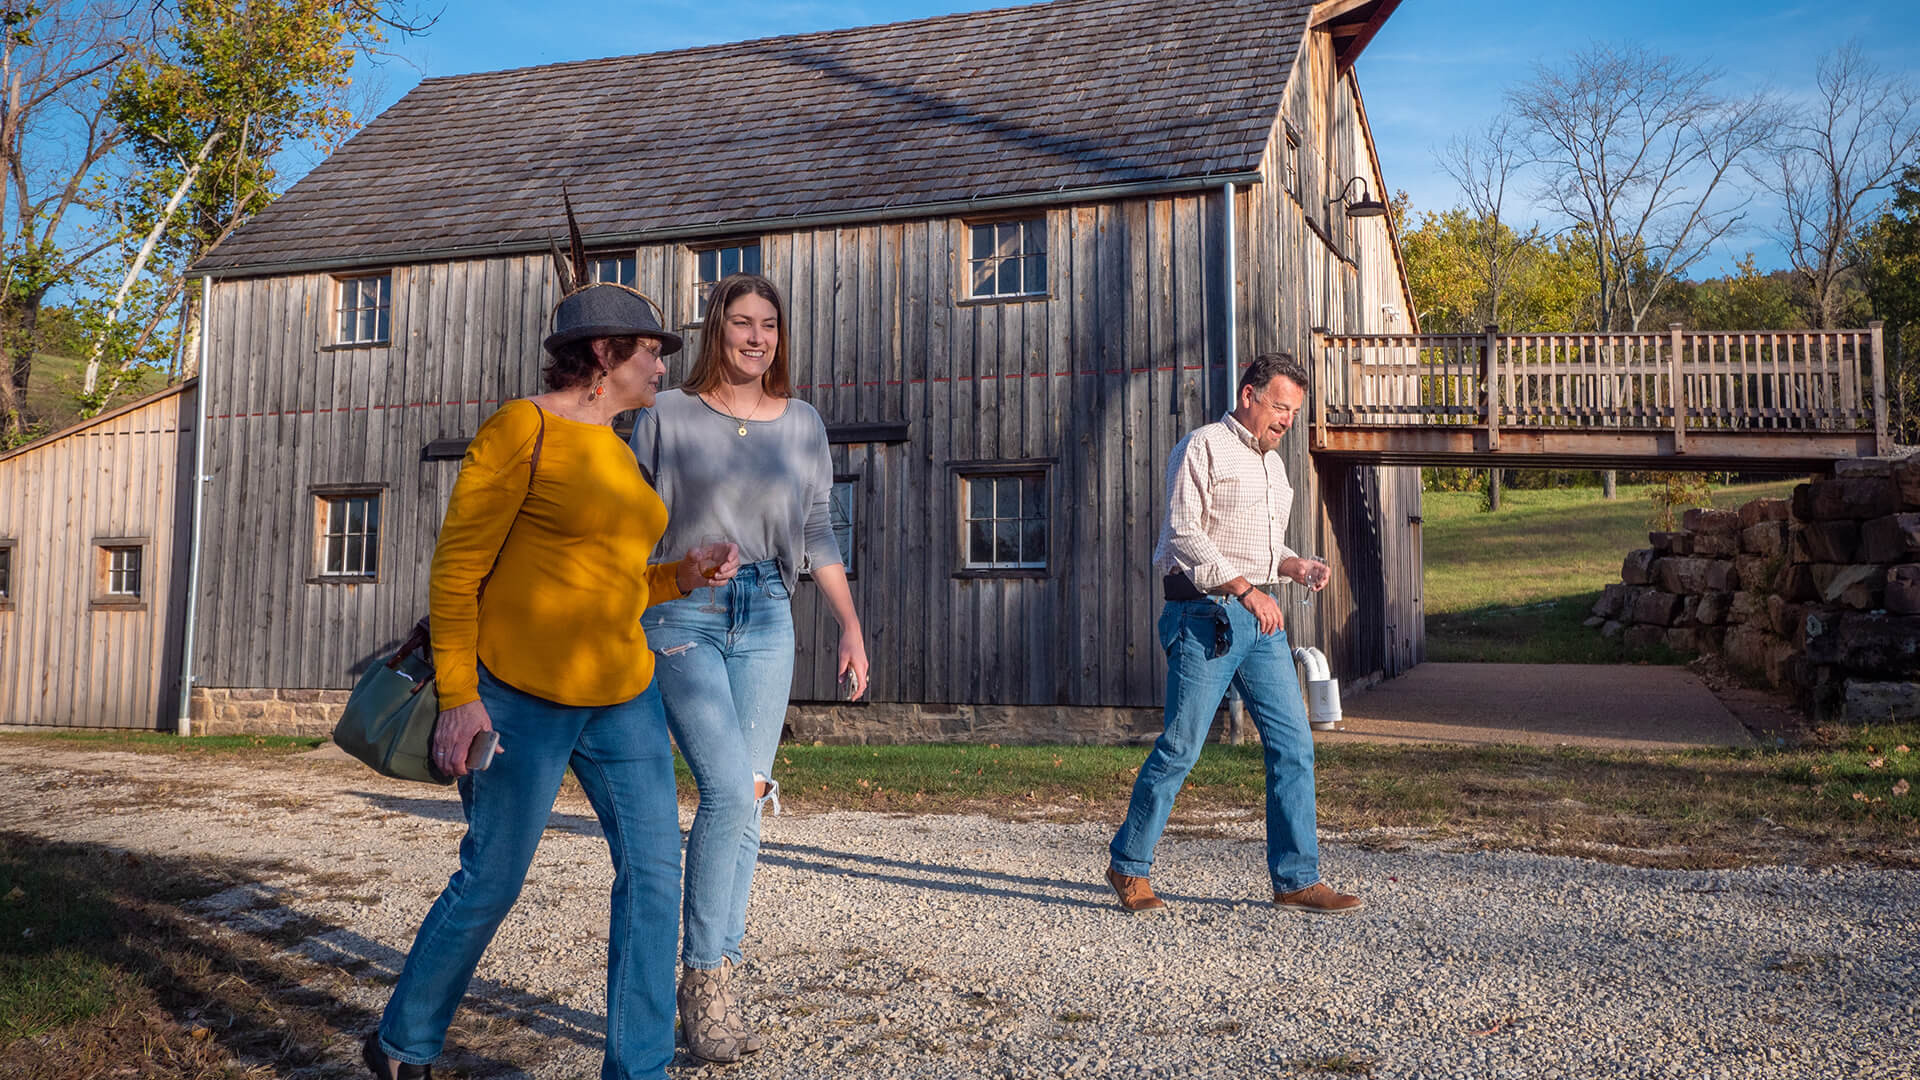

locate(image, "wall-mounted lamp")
[[1327, 176, 1388, 218]]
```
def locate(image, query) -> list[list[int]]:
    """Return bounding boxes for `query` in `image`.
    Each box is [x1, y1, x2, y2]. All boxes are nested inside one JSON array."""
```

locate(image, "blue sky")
[[355, 0, 1920, 278]]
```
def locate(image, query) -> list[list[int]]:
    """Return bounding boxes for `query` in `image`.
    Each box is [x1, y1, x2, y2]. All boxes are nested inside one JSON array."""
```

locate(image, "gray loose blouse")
[[630, 387, 841, 593]]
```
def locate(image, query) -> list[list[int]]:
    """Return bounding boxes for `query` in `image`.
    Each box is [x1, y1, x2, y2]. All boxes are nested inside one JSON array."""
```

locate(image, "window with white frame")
[[335, 273, 391, 345], [967, 218, 1047, 300], [591, 253, 636, 287], [316, 491, 382, 578], [693, 242, 762, 315], [961, 470, 1048, 571], [103, 544, 142, 597]]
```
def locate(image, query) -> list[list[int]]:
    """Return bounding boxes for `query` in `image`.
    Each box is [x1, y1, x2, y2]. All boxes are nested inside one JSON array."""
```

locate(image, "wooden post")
[[1669, 322, 1686, 455], [1310, 326, 1330, 450], [1871, 320, 1889, 455], [1482, 324, 1500, 452]]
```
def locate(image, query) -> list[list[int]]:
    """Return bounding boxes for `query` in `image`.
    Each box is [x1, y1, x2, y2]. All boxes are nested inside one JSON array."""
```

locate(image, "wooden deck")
[[1310, 324, 1891, 471]]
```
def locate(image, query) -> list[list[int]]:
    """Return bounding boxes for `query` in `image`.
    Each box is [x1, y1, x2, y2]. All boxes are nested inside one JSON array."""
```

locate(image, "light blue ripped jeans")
[[642, 558, 795, 970]]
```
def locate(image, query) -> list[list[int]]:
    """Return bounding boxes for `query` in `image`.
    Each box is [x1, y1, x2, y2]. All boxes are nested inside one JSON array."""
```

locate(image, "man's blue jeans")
[[643, 558, 795, 970], [1109, 597, 1322, 893], [377, 667, 680, 1080]]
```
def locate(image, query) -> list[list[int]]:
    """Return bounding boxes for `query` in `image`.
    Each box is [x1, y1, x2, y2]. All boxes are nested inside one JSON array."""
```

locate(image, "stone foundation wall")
[[1589, 455, 1920, 723], [785, 703, 1172, 745], [192, 687, 349, 737], [189, 687, 1174, 745]]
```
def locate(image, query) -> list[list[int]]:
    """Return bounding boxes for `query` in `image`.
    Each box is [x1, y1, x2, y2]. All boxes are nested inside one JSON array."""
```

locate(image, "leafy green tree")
[[1858, 162, 1920, 443]]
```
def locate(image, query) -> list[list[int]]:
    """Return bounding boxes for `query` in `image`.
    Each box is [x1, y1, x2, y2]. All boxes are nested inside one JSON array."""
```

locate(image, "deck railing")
[[1313, 323, 1890, 456]]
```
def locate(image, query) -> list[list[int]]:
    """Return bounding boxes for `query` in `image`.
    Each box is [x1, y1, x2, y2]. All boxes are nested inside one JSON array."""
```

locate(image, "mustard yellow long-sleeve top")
[[429, 399, 685, 711]]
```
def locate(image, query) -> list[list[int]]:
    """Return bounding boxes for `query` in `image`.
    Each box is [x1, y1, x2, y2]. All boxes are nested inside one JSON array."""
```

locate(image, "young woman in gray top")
[[630, 272, 868, 1063]]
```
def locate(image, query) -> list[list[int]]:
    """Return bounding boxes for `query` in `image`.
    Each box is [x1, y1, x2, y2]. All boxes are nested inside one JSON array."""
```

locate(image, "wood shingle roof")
[[197, 0, 1314, 274]]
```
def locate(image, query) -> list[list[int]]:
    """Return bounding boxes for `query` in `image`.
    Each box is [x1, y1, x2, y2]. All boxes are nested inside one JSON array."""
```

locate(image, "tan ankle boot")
[[718, 958, 765, 1055], [678, 965, 743, 1063]]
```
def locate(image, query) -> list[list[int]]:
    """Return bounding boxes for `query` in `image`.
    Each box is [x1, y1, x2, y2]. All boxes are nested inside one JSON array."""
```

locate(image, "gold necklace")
[[715, 385, 762, 436]]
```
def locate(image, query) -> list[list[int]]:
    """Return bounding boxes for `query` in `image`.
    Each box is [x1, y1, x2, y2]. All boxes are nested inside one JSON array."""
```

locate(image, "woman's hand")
[[676, 541, 741, 594], [432, 699, 499, 779], [837, 626, 870, 700]]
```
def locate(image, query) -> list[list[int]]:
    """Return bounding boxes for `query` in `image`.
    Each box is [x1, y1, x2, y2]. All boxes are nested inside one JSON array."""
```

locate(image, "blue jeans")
[[377, 667, 681, 1080], [1109, 597, 1321, 893], [643, 558, 795, 970]]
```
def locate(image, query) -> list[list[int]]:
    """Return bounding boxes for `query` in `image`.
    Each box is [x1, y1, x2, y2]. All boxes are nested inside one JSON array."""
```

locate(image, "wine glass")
[[696, 534, 731, 614], [1298, 556, 1329, 606]]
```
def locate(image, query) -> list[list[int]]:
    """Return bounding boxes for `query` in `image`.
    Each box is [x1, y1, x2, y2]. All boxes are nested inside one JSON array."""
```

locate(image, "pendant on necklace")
[[737, 425, 748, 437]]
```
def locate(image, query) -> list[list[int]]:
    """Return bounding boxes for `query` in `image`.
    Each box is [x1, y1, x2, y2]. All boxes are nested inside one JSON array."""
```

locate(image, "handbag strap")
[[529, 401, 546, 482]]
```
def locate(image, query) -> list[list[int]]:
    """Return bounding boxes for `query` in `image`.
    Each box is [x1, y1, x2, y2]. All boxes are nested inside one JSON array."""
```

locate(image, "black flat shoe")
[[362, 1031, 432, 1080]]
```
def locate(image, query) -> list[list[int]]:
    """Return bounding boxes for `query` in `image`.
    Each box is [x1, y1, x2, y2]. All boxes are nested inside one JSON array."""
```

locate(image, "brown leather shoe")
[[1106, 866, 1167, 913], [1274, 882, 1363, 914]]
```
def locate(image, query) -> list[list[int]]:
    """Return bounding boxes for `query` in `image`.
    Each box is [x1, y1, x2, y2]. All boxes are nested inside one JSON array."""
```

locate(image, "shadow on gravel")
[[759, 840, 1244, 910], [0, 832, 595, 1079], [348, 790, 606, 836]]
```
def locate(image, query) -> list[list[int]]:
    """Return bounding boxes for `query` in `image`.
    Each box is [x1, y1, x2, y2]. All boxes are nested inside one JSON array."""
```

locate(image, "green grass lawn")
[[15, 350, 167, 442], [1422, 479, 1800, 663]]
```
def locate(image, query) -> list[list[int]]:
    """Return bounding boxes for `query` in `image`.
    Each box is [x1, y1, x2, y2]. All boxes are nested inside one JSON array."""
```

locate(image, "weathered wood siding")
[[0, 384, 196, 728], [192, 27, 1422, 708], [1235, 27, 1424, 682]]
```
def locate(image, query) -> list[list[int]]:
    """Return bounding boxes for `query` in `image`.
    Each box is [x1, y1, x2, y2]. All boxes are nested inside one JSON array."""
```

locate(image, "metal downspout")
[[1223, 182, 1239, 406], [175, 275, 213, 736]]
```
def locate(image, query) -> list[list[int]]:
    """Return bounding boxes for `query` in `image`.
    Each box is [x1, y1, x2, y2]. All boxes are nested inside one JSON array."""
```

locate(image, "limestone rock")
[[1682, 507, 1742, 534], [1695, 625, 1726, 655], [1600, 619, 1624, 640], [1648, 531, 1691, 554], [1583, 615, 1606, 628], [1735, 554, 1775, 591], [1695, 591, 1731, 626], [1621, 549, 1657, 586], [1705, 560, 1738, 592], [1739, 521, 1788, 557], [1858, 513, 1920, 564], [1692, 532, 1741, 558], [1722, 625, 1794, 686], [1801, 612, 1920, 675], [1630, 589, 1684, 626], [1624, 624, 1667, 650], [1896, 457, 1920, 510], [1728, 590, 1767, 625], [1775, 562, 1820, 602], [1799, 520, 1860, 563], [1803, 478, 1899, 521], [1738, 498, 1791, 528], [1655, 557, 1719, 596], [1833, 458, 1894, 479], [1813, 563, 1884, 607], [1664, 628, 1699, 653], [1843, 680, 1920, 724], [1593, 583, 1631, 619], [1887, 565, 1920, 616]]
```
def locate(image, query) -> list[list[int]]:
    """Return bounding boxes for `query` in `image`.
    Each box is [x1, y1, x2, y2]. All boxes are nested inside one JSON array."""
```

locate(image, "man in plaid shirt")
[[1105, 352, 1362, 915]]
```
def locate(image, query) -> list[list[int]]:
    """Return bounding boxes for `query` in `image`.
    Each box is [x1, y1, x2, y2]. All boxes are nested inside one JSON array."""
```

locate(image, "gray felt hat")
[[543, 283, 684, 357]]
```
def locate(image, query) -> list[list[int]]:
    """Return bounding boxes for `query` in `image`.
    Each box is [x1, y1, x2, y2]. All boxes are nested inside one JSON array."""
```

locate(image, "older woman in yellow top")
[[364, 283, 737, 1080]]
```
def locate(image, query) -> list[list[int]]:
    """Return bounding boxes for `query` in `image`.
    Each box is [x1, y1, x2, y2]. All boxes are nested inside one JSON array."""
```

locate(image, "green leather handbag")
[[332, 619, 450, 785]]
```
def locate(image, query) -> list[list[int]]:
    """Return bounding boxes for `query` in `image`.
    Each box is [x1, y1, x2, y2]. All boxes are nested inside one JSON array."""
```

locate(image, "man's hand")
[[432, 700, 498, 779], [1240, 586, 1284, 635]]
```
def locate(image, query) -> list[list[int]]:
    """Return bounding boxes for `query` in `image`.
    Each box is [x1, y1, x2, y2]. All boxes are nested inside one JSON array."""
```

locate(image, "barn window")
[[314, 489, 382, 580], [1283, 124, 1301, 197], [800, 474, 859, 580], [967, 218, 1047, 300], [958, 468, 1048, 573], [591, 253, 636, 287], [0, 540, 13, 604], [335, 272, 391, 345], [692, 241, 762, 316], [90, 541, 145, 605]]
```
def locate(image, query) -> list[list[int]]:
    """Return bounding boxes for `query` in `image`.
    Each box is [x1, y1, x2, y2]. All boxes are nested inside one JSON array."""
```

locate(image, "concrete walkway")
[[1320, 662, 1756, 749]]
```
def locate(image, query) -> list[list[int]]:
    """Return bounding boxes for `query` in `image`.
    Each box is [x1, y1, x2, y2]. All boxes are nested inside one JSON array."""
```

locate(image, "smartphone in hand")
[[465, 730, 500, 771]]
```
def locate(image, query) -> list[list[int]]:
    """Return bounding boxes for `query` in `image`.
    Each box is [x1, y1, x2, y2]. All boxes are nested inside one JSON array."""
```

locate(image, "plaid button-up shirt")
[[1152, 412, 1299, 591]]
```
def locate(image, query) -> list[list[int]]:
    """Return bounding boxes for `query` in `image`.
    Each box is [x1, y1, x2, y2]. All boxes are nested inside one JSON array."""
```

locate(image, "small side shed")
[[0, 382, 198, 729]]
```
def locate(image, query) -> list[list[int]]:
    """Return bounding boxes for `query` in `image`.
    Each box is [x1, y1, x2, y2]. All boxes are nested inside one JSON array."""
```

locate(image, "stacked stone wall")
[[192, 687, 351, 737], [1590, 456, 1920, 723]]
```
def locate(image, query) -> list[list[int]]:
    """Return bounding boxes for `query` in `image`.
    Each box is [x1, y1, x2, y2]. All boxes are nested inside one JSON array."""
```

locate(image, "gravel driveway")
[[7, 744, 1916, 1079]]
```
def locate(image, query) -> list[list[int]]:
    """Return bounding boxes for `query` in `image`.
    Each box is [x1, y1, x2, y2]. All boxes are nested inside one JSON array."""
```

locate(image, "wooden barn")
[[0, 383, 199, 728], [167, 0, 1423, 738]]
